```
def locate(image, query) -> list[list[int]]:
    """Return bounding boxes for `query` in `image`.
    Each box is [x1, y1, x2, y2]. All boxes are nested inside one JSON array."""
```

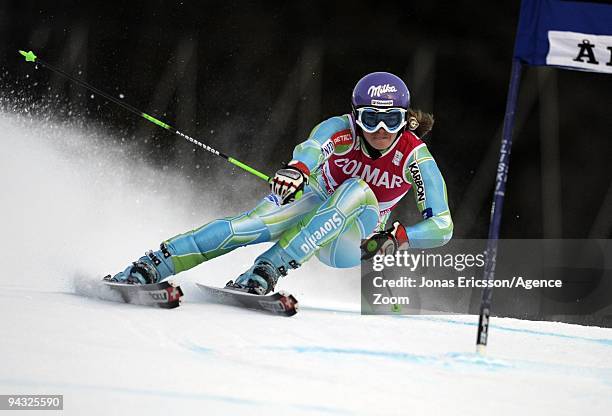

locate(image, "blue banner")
[[514, 0, 612, 73]]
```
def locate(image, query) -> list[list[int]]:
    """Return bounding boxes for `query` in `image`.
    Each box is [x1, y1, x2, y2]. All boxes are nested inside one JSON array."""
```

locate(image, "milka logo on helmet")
[[367, 84, 397, 98], [300, 213, 343, 254], [408, 162, 426, 202]]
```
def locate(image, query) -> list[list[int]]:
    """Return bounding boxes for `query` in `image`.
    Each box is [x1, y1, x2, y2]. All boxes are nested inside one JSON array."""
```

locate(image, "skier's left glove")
[[360, 221, 409, 260], [270, 162, 309, 205]]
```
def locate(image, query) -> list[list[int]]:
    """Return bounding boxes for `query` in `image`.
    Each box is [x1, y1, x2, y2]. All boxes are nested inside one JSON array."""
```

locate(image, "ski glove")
[[360, 221, 409, 260], [270, 164, 309, 205]]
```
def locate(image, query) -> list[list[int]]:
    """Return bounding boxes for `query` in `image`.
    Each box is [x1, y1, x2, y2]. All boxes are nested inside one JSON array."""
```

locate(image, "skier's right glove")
[[360, 221, 409, 260], [270, 162, 309, 205]]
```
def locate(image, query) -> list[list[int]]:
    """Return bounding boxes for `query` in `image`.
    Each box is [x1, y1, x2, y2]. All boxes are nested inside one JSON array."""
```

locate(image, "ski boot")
[[106, 244, 175, 285], [225, 244, 299, 295]]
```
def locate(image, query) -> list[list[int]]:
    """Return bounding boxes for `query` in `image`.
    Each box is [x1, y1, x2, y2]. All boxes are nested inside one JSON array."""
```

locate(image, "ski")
[[195, 283, 298, 316], [102, 278, 184, 309]]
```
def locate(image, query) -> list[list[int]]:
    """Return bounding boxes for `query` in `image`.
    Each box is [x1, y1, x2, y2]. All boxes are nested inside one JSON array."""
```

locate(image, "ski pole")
[[18, 49, 270, 183]]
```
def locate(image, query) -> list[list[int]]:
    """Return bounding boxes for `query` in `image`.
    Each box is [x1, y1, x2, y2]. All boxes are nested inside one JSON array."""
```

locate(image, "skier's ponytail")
[[407, 108, 434, 139]]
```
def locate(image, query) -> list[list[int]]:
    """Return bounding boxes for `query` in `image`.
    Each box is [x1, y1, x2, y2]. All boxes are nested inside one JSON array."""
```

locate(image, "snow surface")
[[1, 110, 611, 415]]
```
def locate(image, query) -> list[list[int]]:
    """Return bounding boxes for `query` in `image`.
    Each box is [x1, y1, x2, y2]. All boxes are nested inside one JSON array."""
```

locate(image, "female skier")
[[108, 72, 453, 294]]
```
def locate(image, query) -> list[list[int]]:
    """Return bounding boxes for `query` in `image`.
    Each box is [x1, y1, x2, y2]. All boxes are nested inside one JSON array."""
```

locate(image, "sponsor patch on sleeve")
[[321, 138, 335, 159], [330, 129, 353, 147], [408, 161, 426, 203], [422, 207, 433, 219]]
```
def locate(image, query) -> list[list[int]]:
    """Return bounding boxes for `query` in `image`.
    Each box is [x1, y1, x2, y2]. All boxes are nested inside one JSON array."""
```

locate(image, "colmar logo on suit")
[[334, 158, 403, 189]]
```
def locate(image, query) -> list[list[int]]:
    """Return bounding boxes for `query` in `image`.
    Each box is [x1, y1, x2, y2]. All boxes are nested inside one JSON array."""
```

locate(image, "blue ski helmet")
[[351, 72, 410, 111]]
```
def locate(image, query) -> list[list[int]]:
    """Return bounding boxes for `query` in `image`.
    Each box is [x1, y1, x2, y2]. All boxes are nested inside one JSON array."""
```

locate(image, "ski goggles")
[[355, 107, 407, 134]]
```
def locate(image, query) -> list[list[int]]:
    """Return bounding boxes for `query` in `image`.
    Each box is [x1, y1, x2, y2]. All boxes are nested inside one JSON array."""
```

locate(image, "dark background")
[[1, 0, 611, 239]]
